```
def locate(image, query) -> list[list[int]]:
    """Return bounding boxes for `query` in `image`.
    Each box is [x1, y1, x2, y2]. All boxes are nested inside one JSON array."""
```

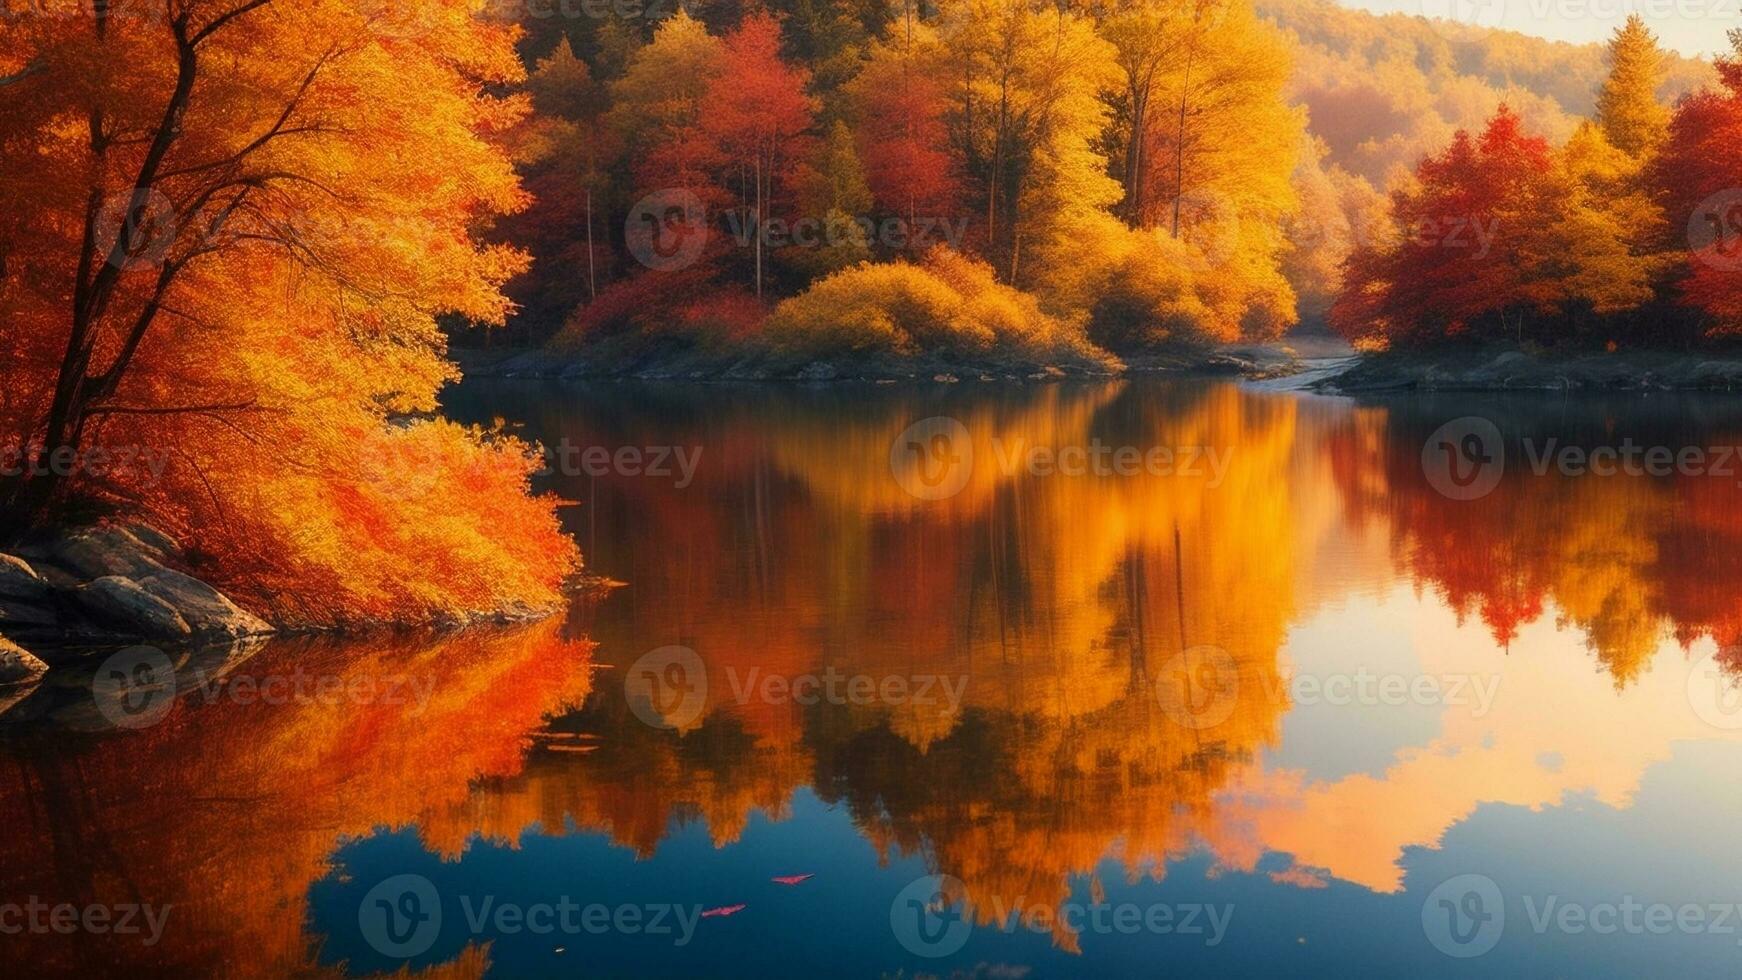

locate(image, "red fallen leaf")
[[701, 904, 747, 918], [771, 874, 814, 886]]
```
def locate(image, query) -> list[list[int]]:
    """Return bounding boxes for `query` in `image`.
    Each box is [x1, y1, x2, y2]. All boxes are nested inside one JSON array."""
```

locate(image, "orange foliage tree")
[[0, 1, 577, 624]]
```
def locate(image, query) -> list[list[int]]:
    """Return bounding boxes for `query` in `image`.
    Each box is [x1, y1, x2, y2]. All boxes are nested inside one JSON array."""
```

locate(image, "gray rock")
[[136, 568, 272, 638], [120, 522, 182, 559], [0, 553, 51, 602], [50, 527, 168, 580], [0, 635, 47, 686], [75, 576, 192, 638]]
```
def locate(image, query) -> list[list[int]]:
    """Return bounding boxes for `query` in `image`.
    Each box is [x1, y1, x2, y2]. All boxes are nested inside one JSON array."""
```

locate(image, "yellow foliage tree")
[[1595, 14, 1671, 159]]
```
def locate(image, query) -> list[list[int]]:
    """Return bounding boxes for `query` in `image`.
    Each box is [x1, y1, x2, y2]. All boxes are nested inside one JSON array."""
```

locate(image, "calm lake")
[[6, 378, 1742, 977]]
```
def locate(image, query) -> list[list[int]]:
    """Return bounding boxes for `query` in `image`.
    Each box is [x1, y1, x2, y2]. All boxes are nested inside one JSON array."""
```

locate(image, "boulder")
[[50, 526, 168, 580], [0, 553, 51, 602], [0, 634, 47, 686], [136, 568, 272, 638], [120, 522, 182, 559], [75, 577, 192, 638]]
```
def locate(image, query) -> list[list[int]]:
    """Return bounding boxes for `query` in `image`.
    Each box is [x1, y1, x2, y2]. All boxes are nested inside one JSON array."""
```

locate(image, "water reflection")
[[5, 381, 1742, 976]]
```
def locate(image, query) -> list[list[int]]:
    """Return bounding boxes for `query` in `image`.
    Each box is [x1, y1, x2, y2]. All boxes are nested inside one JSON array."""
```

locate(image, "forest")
[[2, 0, 1740, 621], [491, 0, 1742, 357]]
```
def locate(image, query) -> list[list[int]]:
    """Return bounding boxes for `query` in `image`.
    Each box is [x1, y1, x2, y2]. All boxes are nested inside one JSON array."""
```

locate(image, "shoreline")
[[452, 340, 1313, 384], [455, 340, 1742, 395], [0, 521, 600, 685], [1317, 347, 1742, 394]]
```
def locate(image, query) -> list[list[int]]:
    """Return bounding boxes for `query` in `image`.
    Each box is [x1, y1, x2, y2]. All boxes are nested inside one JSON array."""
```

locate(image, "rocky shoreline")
[[1319, 347, 1742, 393], [0, 520, 585, 712], [0, 523, 275, 687]]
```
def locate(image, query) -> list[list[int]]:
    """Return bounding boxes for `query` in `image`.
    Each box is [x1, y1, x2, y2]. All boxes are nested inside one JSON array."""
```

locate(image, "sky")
[[1341, 0, 1735, 56]]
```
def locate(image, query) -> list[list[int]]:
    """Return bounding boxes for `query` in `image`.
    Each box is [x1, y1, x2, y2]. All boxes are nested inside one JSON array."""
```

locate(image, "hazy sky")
[[1340, 0, 1733, 57]]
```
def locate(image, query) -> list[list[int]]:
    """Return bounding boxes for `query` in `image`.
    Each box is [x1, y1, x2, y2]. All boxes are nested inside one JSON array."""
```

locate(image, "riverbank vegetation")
[[0, 2, 578, 626], [5, 1, 1741, 624], [487, 0, 1738, 372], [1332, 18, 1742, 350]]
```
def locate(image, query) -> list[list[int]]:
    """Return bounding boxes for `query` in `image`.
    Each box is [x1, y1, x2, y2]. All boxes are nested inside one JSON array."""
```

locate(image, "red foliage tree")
[[1332, 107, 1557, 345], [695, 10, 819, 299], [1657, 33, 1742, 332], [852, 13, 959, 235]]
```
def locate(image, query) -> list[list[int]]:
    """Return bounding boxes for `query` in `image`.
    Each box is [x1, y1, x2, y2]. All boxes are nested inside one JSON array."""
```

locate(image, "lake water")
[[5, 378, 1742, 977]]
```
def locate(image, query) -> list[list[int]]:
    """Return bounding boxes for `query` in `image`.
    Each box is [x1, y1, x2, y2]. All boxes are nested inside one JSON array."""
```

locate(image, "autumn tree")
[[497, 44, 617, 334], [938, 0, 1119, 282], [697, 10, 818, 298], [1523, 122, 1667, 324], [607, 9, 725, 193], [1596, 15, 1670, 160], [1657, 29, 1742, 333], [1332, 107, 1559, 345], [0, 1, 576, 621], [848, 2, 959, 235]]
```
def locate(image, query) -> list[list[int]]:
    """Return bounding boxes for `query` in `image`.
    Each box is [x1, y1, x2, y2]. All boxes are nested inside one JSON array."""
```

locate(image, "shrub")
[[764, 250, 1109, 366]]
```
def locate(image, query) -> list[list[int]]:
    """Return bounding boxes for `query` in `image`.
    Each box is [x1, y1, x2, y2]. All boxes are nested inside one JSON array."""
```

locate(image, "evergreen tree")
[[1596, 14, 1670, 158]]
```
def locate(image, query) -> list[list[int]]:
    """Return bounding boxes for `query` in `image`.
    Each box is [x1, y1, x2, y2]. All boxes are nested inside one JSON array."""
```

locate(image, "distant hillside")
[[1261, 0, 1715, 184]]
